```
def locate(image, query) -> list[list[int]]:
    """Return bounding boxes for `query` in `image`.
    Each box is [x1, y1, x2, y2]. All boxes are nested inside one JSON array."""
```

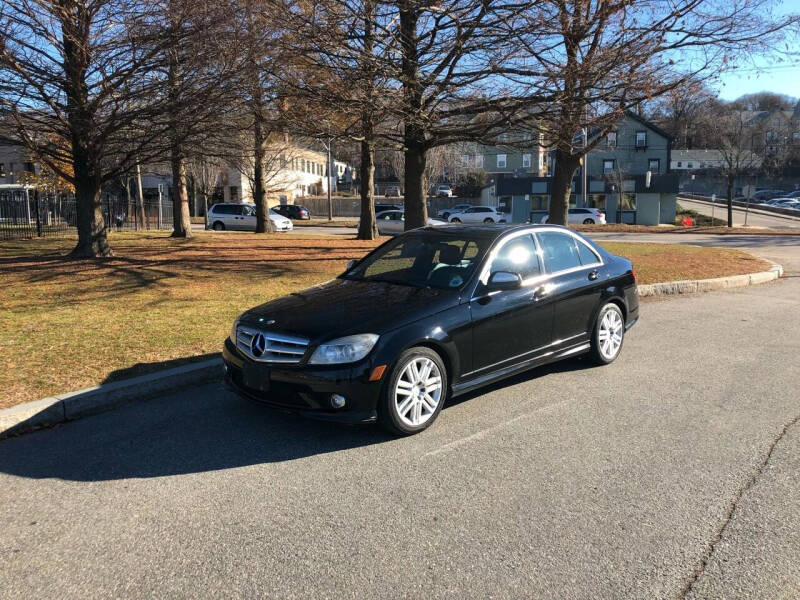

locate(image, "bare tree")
[[392, 0, 547, 230], [0, 0, 174, 256], [513, 0, 799, 226], [707, 108, 763, 226]]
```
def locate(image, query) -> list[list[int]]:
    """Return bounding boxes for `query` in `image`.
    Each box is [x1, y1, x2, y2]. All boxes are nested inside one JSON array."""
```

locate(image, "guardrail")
[[678, 193, 800, 218]]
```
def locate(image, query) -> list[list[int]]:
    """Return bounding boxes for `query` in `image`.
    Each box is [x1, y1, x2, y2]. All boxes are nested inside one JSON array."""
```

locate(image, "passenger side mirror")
[[487, 271, 522, 291], [346, 259, 357, 271]]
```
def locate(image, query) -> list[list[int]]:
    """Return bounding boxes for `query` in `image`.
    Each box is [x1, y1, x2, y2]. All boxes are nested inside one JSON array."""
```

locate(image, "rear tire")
[[442, 212, 450, 220], [378, 347, 447, 435], [451, 218, 461, 223], [212, 221, 225, 231], [589, 302, 625, 365], [483, 218, 494, 224], [583, 218, 595, 224]]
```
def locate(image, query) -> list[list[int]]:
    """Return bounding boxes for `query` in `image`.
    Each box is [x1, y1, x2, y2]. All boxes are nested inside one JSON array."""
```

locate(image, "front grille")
[[236, 325, 309, 364]]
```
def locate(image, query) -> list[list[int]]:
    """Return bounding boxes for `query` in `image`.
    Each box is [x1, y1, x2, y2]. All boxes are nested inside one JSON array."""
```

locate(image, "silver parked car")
[[206, 203, 293, 231], [375, 210, 447, 235]]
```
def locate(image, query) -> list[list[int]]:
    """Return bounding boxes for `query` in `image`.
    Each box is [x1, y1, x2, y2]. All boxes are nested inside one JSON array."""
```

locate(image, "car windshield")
[[343, 233, 489, 289]]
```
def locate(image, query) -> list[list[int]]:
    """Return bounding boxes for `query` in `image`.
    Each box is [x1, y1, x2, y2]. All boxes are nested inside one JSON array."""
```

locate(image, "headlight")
[[229, 319, 239, 343], [308, 334, 379, 365]]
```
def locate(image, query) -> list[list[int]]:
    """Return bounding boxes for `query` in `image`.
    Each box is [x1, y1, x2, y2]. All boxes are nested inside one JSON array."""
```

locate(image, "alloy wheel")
[[598, 308, 623, 360], [394, 357, 443, 428]]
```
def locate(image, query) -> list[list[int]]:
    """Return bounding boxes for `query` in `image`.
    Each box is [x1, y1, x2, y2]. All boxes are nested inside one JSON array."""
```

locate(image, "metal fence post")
[[34, 189, 42, 237]]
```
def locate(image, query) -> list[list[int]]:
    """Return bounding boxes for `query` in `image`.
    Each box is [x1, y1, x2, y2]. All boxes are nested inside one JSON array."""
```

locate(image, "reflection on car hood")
[[238, 278, 457, 342]]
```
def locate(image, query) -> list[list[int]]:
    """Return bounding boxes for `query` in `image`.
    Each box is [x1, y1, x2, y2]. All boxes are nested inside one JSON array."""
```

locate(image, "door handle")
[[532, 285, 549, 301], [588, 270, 599, 281]]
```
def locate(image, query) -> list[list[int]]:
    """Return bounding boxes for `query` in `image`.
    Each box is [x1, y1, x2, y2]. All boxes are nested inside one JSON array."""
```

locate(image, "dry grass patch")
[[602, 242, 771, 284], [0, 232, 768, 409]]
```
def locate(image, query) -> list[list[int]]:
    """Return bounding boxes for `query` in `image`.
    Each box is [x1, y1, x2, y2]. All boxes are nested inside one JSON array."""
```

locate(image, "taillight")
[[598, 212, 605, 218], [632, 269, 637, 283]]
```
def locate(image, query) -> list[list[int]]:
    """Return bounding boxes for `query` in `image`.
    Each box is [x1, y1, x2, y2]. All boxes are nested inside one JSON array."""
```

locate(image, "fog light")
[[330, 394, 346, 409]]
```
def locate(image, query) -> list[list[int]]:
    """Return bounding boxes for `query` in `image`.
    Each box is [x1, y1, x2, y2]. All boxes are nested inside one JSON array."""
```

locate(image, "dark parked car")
[[272, 204, 311, 220], [374, 203, 402, 213], [223, 224, 639, 434]]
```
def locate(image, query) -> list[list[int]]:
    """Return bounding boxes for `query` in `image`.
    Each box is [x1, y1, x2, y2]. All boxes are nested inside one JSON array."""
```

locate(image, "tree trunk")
[[170, 149, 192, 238], [549, 148, 579, 225], [63, 4, 110, 257], [357, 137, 378, 240], [726, 177, 734, 228], [404, 137, 427, 230], [70, 171, 111, 258], [400, 3, 427, 231]]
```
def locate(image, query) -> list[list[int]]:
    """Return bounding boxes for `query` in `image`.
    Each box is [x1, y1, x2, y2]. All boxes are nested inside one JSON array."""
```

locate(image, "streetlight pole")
[[582, 126, 588, 208], [321, 136, 333, 221]]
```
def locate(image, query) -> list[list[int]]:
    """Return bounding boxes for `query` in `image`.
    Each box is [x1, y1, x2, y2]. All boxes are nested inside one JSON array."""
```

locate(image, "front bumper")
[[222, 338, 378, 424]]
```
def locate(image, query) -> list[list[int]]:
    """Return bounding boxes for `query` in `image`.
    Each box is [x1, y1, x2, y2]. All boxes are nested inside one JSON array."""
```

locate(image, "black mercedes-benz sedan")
[[223, 224, 638, 435]]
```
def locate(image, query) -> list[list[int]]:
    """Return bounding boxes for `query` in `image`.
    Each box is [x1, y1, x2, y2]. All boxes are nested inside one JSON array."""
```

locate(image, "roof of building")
[[671, 149, 724, 162]]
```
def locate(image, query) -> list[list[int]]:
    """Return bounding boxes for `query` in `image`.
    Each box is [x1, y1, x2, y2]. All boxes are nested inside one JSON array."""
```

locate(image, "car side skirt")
[[450, 340, 591, 398]]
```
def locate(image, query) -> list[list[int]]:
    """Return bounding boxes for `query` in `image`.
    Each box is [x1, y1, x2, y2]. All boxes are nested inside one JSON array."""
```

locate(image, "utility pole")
[[582, 125, 588, 209], [135, 161, 146, 230], [323, 136, 333, 221]]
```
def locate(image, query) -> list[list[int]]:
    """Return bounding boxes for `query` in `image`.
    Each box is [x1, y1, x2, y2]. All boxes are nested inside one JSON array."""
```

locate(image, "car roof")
[[412, 223, 578, 240]]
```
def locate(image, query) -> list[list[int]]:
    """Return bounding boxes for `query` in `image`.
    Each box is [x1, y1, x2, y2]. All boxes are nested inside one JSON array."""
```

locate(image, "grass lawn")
[[0, 231, 770, 409]]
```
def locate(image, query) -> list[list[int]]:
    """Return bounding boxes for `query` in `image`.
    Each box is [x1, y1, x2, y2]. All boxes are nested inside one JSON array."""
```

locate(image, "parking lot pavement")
[[1, 250, 798, 599]]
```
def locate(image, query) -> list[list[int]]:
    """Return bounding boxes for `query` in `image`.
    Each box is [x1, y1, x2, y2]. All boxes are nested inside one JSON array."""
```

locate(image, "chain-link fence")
[[0, 190, 173, 241], [294, 195, 481, 219]]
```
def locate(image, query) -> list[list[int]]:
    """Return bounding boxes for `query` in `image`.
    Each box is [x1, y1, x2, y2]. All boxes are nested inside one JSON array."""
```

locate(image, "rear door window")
[[537, 231, 582, 273]]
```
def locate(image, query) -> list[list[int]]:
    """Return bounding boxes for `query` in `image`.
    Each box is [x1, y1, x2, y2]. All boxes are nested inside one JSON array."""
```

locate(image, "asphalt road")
[[1, 238, 798, 599], [677, 197, 800, 229]]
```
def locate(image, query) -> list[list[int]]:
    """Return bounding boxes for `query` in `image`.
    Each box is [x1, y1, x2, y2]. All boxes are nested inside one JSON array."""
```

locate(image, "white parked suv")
[[540, 207, 606, 225], [206, 203, 293, 231], [437, 203, 473, 220], [448, 206, 507, 224]]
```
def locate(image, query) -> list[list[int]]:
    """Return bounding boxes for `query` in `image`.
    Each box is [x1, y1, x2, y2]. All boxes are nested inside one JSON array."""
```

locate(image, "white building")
[[670, 149, 726, 171]]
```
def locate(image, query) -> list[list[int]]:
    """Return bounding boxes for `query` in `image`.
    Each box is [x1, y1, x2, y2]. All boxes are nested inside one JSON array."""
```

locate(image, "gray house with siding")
[[485, 112, 678, 226]]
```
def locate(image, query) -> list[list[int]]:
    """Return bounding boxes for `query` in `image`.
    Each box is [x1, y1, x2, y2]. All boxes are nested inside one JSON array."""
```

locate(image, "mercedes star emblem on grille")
[[251, 333, 267, 357]]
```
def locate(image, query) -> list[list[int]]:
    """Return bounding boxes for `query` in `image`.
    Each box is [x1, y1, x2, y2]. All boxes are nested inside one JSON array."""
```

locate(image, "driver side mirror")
[[346, 259, 357, 271], [487, 271, 522, 291]]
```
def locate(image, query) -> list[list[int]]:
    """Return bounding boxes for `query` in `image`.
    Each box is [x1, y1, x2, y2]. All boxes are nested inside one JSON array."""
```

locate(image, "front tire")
[[212, 221, 225, 231], [378, 347, 447, 435], [590, 303, 625, 365], [450, 217, 461, 223], [483, 218, 494, 224], [442, 212, 450, 219]]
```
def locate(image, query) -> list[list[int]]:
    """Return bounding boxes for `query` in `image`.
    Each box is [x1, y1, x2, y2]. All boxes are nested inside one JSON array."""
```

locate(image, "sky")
[[715, 0, 800, 101]]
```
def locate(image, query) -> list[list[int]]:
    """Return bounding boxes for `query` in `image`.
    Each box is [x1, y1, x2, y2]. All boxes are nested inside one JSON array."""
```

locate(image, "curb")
[[0, 357, 222, 440], [0, 260, 785, 440], [637, 262, 783, 297]]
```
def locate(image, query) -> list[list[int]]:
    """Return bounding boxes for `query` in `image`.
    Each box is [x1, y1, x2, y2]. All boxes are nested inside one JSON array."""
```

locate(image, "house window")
[[648, 159, 660, 173], [619, 193, 636, 211], [497, 154, 507, 168], [461, 154, 470, 167], [230, 186, 238, 199], [499, 133, 507, 142], [522, 153, 531, 168], [531, 195, 549, 211], [793, 131, 800, 141], [607, 132, 617, 147], [475, 154, 484, 169], [677, 161, 682, 167], [766, 131, 774, 141], [635, 131, 647, 148], [688, 162, 694, 169], [603, 159, 615, 174], [587, 194, 606, 209]]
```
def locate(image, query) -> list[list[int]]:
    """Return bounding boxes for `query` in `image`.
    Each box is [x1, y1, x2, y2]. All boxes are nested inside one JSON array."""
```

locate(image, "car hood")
[[237, 278, 458, 343], [269, 213, 290, 223]]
